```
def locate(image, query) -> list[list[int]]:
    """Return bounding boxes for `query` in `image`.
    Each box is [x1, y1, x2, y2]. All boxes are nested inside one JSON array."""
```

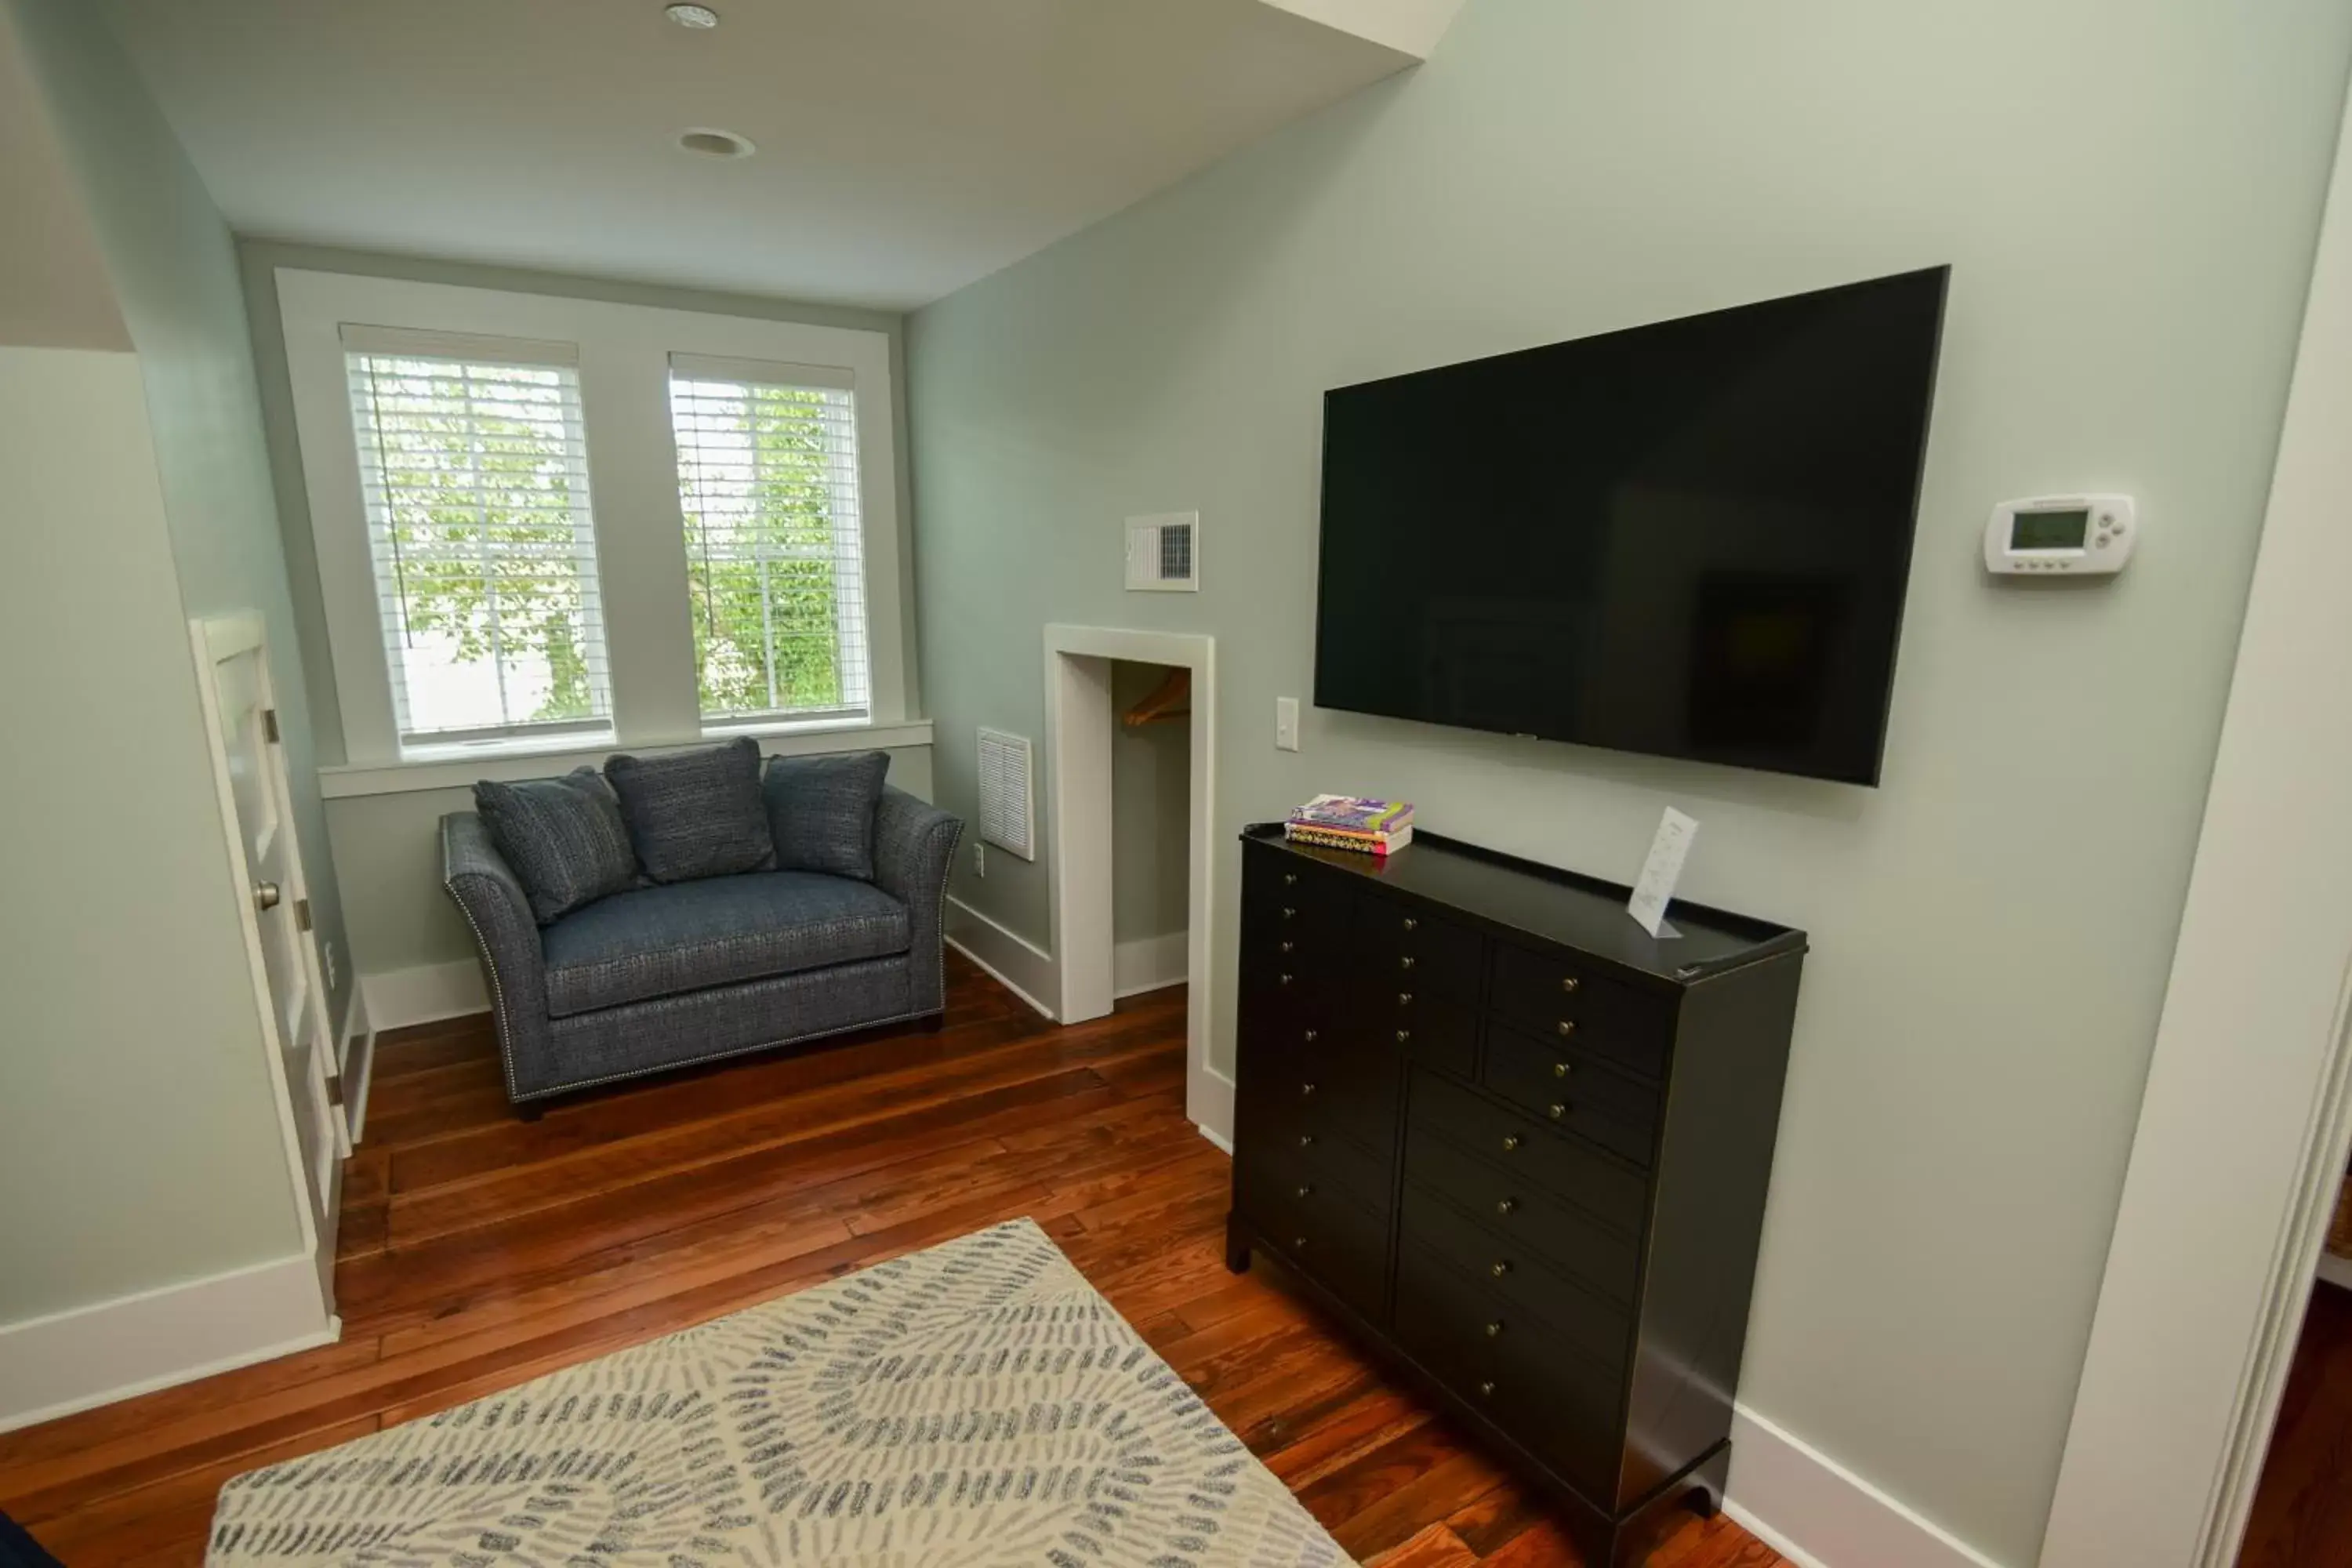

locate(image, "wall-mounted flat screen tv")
[[1314, 267, 1948, 786]]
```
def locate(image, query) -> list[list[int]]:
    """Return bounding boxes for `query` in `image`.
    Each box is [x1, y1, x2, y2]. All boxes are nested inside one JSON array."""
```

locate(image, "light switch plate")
[[1276, 696, 1301, 752]]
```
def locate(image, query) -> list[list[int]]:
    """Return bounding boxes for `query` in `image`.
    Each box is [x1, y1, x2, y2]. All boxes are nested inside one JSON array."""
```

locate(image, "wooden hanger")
[[1122, 668, 1191, 728]]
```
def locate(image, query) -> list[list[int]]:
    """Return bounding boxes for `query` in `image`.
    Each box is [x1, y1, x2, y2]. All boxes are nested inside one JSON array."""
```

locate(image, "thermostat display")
[[1985, 495, 2136, 576]]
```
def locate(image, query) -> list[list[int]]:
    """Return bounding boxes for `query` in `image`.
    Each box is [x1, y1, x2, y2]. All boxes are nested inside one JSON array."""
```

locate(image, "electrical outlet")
[[1276, 696, 1301, 752], [974, 842, 987, 877]]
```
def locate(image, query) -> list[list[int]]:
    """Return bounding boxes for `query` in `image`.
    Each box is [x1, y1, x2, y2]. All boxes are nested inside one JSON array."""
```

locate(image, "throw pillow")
[[764, 750, 891, 880], [605, 736, 775, 883], [474, 768, 637, 924]]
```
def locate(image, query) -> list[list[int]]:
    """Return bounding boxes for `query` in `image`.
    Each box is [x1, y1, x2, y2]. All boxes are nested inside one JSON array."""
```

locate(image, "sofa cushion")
[[472, 768, 637, 924], [764, 750, 890, 880], [539, 871, 911, 1018], [605, 736, 775, 883]]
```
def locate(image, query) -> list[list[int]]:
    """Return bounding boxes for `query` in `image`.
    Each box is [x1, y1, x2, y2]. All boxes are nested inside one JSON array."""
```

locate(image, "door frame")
[[1041, 625, 1225, 1138], [189, 612, 341, 1316], [2039, 89, 2352, 1567]]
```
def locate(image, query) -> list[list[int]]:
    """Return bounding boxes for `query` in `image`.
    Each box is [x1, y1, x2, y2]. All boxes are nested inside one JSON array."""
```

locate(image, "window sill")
[[317, 718, 935, 799]]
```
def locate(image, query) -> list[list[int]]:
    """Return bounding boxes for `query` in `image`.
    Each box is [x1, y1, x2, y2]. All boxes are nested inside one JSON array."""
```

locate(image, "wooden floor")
[[2241, 1278, 2352, 1566], [0, 955, 1780, 1566]]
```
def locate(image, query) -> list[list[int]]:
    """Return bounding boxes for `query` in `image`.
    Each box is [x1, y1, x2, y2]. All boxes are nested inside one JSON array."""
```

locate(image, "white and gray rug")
[[208, 1218, 1350, 1567]]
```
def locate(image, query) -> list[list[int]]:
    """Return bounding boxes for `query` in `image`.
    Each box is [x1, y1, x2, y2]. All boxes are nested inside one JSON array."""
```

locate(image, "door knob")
[[253, 881, 281, 912]]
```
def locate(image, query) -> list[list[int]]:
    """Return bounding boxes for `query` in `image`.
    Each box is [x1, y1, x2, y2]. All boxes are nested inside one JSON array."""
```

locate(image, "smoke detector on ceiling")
[[665, 4, 720, 27], [677, 128, 755, 159]]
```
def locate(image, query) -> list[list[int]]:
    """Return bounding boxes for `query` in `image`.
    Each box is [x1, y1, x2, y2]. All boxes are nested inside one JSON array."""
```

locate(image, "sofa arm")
[[440, 812, 557, 1102], [873, 787, 963, 1015]]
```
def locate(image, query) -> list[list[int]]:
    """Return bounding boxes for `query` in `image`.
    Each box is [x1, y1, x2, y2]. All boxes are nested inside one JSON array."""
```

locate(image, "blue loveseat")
[[443, 767, 961, 1116]]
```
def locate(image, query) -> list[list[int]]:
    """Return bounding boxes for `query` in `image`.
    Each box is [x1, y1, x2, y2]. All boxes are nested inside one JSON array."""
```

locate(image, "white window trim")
[[277, 269, 909, 768]]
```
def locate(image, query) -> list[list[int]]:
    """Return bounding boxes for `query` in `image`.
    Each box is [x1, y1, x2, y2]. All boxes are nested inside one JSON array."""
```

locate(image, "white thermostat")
[[1984, 494, 2136, 576]]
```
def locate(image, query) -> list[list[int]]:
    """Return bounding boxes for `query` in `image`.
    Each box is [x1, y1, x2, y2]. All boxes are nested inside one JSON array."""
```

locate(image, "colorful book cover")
[[1287, 794, 1414, 834]]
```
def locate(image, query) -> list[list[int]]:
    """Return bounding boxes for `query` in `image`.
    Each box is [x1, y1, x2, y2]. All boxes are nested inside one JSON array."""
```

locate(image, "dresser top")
[[1243, 823, 1805, 986]]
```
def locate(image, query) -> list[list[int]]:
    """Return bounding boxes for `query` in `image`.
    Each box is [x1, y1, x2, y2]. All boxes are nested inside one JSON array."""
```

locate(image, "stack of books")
[[1285, 795, 1414, 856]]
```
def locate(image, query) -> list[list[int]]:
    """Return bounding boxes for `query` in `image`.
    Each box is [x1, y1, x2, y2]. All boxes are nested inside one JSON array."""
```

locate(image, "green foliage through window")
[[672, 376, 866, 720]]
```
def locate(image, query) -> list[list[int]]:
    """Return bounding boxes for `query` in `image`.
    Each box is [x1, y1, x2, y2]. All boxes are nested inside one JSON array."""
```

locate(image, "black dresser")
[[1226, 823, 1806, 1566]]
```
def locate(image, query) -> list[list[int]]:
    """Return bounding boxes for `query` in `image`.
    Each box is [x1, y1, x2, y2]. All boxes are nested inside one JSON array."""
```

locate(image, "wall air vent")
[[1126, 512, 1200, 591], [976, 727, 1036, 860]]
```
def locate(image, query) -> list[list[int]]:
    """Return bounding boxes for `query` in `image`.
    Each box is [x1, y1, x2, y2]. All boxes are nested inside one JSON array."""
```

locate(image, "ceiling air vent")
[[1126, 512, 1199, 592], [977, 727, 1036, 860]]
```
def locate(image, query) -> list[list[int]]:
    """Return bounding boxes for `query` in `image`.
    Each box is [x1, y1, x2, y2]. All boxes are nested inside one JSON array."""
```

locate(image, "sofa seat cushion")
[[540, 872, 910, 1019]]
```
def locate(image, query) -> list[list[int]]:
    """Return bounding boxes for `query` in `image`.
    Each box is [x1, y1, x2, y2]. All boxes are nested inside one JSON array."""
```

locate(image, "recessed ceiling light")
[[664, 4, 720, 28], [677, 128, 755, 159]]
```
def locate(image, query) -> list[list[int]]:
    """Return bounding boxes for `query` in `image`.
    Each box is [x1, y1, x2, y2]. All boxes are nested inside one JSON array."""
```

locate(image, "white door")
[[194, 614, 342, 1302]]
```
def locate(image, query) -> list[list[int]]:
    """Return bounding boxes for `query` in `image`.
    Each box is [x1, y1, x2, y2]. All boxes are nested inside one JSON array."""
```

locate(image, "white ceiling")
[[98, 0, 1428, 312]]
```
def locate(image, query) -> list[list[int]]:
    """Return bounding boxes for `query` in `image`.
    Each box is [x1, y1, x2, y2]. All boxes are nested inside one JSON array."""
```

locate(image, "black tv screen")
[[1314, 267, 1948, 786]]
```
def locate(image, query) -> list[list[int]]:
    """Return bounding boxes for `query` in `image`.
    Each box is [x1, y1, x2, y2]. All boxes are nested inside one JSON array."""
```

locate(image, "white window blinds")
[[669, 356, 869, 724], [343, 334, 612, 746]]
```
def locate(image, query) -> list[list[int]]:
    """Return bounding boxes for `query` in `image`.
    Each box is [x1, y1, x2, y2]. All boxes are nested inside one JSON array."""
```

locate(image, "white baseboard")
[[945, 896, 1058, 1021], [2317, 1250, 2352, 1292], [362, 958, 487, 1031], [1113, 931, 1188, 999], [1726, 1404, 2006, 1568], [1195, 1121, 1233, 1155], [0, 1254, 339, 1433]]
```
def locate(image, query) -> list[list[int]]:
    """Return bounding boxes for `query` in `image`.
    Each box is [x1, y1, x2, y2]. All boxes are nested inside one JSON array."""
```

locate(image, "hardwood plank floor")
[[0, 954, 1782, 1566], [2240, 1279, 2352, 1566]]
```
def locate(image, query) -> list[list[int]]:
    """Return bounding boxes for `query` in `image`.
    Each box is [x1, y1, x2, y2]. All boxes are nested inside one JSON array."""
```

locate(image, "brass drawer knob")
[[1301, 1082, 1317, 1098], [1284, 873, 1298, 887], [1478, 1379, 1496, 1398], [1500, 1134, 1522, 1152], [1398, 992, 1414, 1007], [1399, 955, 1416, 971], [1283, 906, 1297, 920], [1298, 1134, 1316, 1148], [1556, 1019, 1577, 1037], [1303, 1029, 1319, 1044], [1294, 1236, 1308, 1250], [1553, 1061, 1572, 1079], [1495, 1197, 1518, 1215], [1280, 940, 1294, 954], [1548, 1102, 1568, 1121], [1403, 916, 1418, 932], [1484, 1319, 1504, 1338], [1395, 1029, 1411, 1044], [1280, 972, 1294, 986], [1490, 1260, 1511, 1279], [1295, 1184, 1314, 1199], [1561, 976, 1581, 995]]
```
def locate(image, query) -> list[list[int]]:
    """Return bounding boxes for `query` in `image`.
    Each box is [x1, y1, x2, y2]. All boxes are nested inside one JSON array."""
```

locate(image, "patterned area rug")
[[207, 1219, 1349, 1566]]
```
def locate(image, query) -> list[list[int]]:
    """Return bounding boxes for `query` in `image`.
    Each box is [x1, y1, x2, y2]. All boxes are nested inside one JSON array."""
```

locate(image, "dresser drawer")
[[1239, 1040, 1401, 1185], [1237, 1089, 1394, 1211], [1409, 1070, 1650, 1243], [1377, 987, 1476, 1077], [1392, 1250, 1622, 1499], [1356, 896, 1483, 1005], [1399, 1183, 1628, 1372], [1482, 1022, 1659, 1167], [1489, 944, 1674, 1082], [1240, 1151, 1391, 1322], [1404, 1105, 1641, 1302]]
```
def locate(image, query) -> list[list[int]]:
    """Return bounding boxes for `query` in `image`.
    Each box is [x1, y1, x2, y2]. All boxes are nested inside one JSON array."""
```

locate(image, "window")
[[279, 270, 907, 770], [669, 357, 869, 725], [343, 333, 612, 746]]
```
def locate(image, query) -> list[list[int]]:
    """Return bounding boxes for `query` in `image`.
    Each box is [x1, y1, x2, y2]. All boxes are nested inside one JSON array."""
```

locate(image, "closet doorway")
[[1040, 626, 1224, 1138]]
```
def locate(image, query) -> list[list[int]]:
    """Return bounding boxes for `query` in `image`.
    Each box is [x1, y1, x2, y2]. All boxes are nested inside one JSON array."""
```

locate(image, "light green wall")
[[0, 347, 305, 1320], [905, 2, 2352, 1560], [336, 748, 938, 976], [6, 0, 354, 1027], [1110, 661, 1190, 946]]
